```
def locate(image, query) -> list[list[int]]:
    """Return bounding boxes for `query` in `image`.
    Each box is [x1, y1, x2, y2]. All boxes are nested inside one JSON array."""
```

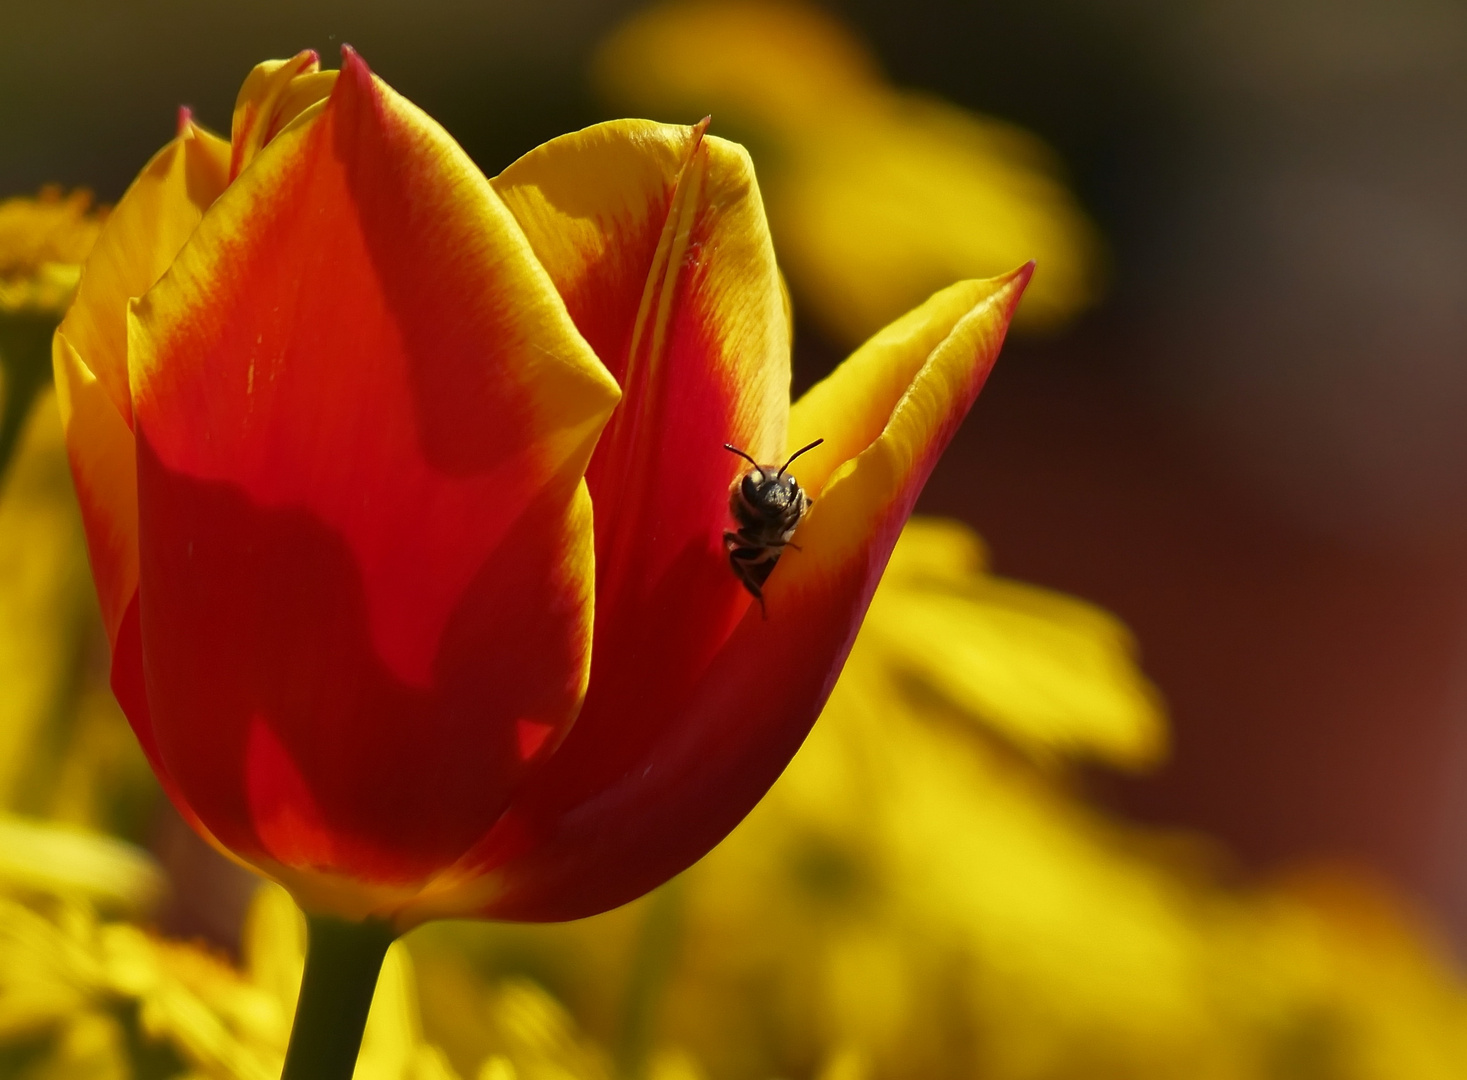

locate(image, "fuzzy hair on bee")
[[722, 438, 824, 618]]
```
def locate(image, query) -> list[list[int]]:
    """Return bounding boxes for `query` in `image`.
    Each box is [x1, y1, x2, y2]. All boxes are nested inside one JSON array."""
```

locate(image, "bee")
[[722, 438, 824, 617]]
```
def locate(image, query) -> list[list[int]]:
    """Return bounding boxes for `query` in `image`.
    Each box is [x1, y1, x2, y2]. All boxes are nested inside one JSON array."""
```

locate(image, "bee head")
[[741, 468, 801, 513], [724, 439, 824, 521]]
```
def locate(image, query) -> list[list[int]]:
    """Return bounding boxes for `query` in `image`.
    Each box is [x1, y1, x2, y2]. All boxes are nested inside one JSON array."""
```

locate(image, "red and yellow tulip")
[[53, 49, 1028, 930]]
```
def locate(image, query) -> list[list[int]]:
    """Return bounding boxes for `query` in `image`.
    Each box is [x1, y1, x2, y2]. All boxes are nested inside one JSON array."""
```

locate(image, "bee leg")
[[726, 549, 758, 589], [739, 578, 774, 619], [742, 576, 767, 619], [726, 549, 771, 618]]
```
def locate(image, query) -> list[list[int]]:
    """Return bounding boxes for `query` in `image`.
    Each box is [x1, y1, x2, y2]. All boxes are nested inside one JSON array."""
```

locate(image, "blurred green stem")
[[0, 315, 58, 484], [280, 914, 395, 1080], [615, 879, 685, 1080]]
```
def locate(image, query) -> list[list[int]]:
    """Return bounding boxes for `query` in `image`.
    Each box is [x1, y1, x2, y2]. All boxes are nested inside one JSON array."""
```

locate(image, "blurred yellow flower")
[[595, 0, 1103, 345], [0, 188, 103, 317], [0, 393, 95, 811], [409, 518, 1467, 1080], [0, 387, 157, 842], [857, 518, 1165, 770], [2, 378, 1463, 1078], [0, 815, 162, 915], [0, 187, 105, 481], [0, 866, 628, 1080]]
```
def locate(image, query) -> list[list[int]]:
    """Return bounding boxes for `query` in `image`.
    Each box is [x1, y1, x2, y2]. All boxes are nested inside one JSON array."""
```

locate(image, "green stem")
[[281, 915, 396, 1080]]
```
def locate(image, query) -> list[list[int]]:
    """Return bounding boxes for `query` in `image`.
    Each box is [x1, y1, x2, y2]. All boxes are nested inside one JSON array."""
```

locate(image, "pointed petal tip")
[[983, 260, 1036, 326], [176, 106, 193, 137], [690, 114, 712, 151], [339, 43, 367, 76], [335, 46, 380, 107], [1002, 259, 1036, 297]]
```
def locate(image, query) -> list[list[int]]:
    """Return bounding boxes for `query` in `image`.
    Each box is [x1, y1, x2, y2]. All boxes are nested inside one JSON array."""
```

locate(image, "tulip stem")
[[281, 914, 397, 1080]]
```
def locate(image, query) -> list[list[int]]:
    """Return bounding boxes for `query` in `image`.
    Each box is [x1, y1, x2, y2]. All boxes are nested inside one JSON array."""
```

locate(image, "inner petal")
[[495, 118, 790, 655], [492, 119, 794, 828]]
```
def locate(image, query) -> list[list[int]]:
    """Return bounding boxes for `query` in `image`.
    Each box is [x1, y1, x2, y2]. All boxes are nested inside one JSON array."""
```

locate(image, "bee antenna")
[[723, 443, 760, 469], [777, 438, 825, 477]]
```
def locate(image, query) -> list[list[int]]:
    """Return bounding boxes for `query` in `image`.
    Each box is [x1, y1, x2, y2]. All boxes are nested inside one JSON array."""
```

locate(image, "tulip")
[[54, 48, 1027, 1077]]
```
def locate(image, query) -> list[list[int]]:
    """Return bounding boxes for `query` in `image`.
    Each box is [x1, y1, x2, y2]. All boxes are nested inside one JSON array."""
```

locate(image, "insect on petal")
[[493, 118, 792, 807], [409, 268, 1029, 923]]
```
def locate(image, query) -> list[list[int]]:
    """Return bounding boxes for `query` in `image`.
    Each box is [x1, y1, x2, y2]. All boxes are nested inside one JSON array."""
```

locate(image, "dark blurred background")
[[5, 0, 1467, 948]]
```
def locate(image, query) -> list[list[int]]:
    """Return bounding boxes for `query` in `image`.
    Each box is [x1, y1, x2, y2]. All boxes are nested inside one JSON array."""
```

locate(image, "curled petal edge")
[[783, 265, 1034, 581]]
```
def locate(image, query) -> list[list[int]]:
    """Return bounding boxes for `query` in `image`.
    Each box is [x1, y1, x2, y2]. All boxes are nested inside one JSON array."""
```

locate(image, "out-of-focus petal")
[[771, 97, 1102, 341], [127, 51, 618, 895], [0, 814, 164, 913], [417, 270, 1026, 923], [230, 51, 338, 181], [0, 393, 90, 807], [0, 187, 106, 315], [595, 0, 1100, 341], [863, 518, 1166, 770], [594, 0, 880, 130]]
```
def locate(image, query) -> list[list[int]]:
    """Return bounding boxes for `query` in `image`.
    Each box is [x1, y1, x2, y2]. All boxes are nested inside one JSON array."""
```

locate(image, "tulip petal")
[[494, 119, 789, 583], [52, 334, 137, 645], [784, 274, 1023, 499], [410, 268, 1028, 923], [494, 119, 789, 428], [493, 121, 792, 822], [59, 121, 230, 429], [128, 51, 619, 888], [53, 120, 229, 649], [229, 51, 338, 181], [779, 267, 1031, 587]]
